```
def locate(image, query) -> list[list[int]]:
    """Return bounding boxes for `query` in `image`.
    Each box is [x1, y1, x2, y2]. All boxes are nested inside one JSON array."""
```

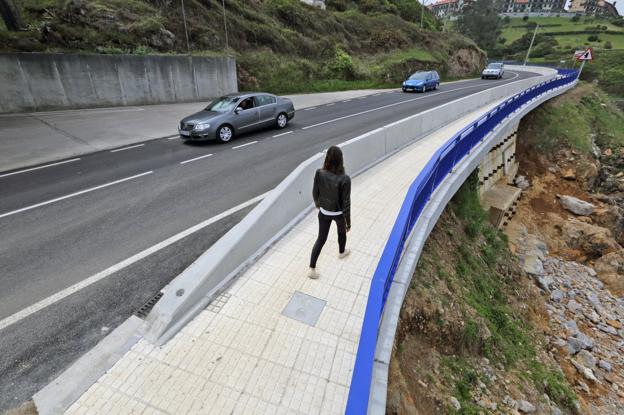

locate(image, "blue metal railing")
[[345, 68, 579, 415]]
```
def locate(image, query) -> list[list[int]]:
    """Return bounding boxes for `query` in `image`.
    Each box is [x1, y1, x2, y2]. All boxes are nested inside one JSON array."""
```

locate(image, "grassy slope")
[[0, 0, 485, 94], [389, 174, 577, 414]]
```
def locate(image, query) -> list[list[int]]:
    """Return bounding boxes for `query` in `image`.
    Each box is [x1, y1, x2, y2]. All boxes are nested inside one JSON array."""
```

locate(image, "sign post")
[[574, 48, 593, 78]]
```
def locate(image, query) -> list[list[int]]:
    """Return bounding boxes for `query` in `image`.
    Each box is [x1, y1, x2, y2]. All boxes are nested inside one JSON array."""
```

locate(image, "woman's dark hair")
[[323, 145, 345, 175]]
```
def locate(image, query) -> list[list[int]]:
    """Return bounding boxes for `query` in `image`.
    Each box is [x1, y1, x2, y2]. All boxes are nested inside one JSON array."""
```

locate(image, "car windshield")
[[408, 72, 429, 80], [487, 63, 502, 69], [205, 96, 239, 112]]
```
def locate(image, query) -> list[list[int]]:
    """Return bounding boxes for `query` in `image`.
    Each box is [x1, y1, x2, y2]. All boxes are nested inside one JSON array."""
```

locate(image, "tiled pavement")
[[64, 101, 501, 415]]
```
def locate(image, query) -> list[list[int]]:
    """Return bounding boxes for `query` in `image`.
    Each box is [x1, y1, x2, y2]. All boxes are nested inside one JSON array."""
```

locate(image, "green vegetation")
[[522, 83, 624, 154], [436, 173, 578, 412], [456, 0, 502, 51], [0, 0, 486, 93]]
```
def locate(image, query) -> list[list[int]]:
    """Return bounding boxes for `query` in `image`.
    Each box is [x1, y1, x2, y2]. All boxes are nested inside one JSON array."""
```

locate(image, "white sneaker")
[[339, 249, 351, 259], [308, 268, 320, 279]]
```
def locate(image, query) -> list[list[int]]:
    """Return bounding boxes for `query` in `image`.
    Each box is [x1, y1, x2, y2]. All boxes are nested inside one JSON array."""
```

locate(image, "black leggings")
[[310, 212, 347, 268]]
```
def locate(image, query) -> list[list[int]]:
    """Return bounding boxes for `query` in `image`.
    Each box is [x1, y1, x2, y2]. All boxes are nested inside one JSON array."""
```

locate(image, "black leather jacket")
[[312, 168, 351, 227]]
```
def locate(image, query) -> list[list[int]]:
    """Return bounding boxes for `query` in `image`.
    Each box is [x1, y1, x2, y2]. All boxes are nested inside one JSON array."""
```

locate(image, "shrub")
[[328, 48, 358, 80], [587, 34, 599, 41], [571, 15, 580, 22], [498, 37, 506, 44], [605, 40, 613, 49], [503, 16, 510, 24], [326, 0, 349, 11], [522, 15, 529, 21]]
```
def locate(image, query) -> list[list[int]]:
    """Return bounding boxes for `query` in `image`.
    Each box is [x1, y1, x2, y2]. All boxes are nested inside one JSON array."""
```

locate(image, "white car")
[[481, 63, 505, 79]]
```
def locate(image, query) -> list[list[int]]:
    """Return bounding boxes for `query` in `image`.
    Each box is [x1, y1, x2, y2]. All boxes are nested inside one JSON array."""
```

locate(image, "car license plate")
[[179, 130, 190, 137]]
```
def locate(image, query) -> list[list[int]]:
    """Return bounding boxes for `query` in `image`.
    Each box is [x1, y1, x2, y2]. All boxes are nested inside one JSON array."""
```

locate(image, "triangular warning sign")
[[577, 48, 593, 61]]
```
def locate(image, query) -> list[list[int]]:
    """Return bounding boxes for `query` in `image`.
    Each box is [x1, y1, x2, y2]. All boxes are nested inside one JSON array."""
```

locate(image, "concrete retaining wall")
[[0, 53, 238, 113], [145, 66, 559, 345]]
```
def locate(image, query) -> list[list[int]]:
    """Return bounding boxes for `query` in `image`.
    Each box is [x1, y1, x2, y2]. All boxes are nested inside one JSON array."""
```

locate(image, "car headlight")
[[194, 123, 210, 131]]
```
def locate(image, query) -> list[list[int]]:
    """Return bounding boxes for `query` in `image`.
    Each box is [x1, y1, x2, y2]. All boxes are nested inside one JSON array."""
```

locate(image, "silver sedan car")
[[178, 93, 295, 143]]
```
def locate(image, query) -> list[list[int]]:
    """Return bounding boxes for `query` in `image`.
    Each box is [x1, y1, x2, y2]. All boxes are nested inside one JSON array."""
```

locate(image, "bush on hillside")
[[605, 40, 613, 49], [503, 16, 510, 24], [326, 0, 349, 11], [522, 15, 529, 21], [571, 15, 580, 22], [588, 34, 599, 41], [328, 48, 359, 80]]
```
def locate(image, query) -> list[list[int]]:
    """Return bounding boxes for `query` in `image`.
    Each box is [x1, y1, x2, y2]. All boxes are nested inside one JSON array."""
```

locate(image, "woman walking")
[[309, 145, 351, 279]]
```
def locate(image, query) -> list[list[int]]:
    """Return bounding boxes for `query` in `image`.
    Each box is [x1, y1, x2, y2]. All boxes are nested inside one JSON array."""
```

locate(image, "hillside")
[[0, 0, 486, 93]]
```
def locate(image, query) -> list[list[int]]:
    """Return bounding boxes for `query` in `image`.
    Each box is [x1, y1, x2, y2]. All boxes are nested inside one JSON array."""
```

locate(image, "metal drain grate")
[[135, 291, 164, 319]]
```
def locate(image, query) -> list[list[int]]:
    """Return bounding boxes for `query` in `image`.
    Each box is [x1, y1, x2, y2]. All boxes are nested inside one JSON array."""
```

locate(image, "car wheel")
[[276, 112, 288, 129], [434, 83, 439, 90], [402, 88, 407, 92], [481, 76, 485, 79], [216, 124, 233, 143]]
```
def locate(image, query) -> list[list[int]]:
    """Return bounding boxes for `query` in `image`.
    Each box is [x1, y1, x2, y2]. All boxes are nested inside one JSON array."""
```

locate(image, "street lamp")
[[523, 23, 539, 65]]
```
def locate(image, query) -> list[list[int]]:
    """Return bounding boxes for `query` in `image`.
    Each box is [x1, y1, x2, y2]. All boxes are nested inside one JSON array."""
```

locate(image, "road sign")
[[575, 48, 593, 61]]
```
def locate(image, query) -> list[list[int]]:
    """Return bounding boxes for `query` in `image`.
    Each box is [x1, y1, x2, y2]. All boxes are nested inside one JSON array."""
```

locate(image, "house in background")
[[569, 0, 620, 16]]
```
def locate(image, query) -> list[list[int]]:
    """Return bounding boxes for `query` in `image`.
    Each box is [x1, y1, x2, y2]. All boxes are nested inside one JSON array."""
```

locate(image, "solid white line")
[[302, 74, 521, 131], [0, 192, 268, 332], [110, 144, 145, 153], [303, 107, 317, 111], [0, 158, 81, 179], [342, 99, 351, 102], [0, 171, 153, 220], [372, 94, 380, 96], [179, 154, 213, 165], [232, 141, 257, 149], [273, 131, 294, 138], [168, 136, 179, 140], [326, 103, 335, 106]]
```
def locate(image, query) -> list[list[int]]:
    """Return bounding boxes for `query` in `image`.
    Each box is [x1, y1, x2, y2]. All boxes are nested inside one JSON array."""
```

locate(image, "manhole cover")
[[282, 291, 326, 326]]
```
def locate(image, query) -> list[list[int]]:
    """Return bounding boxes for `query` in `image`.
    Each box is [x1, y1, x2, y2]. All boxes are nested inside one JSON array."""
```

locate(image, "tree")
[[0, 0, 24, 31], [456, 0, 502, 52]]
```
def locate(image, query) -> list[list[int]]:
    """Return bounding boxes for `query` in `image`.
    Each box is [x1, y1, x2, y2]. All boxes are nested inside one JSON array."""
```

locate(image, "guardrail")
[[345, 68, 579, 414]]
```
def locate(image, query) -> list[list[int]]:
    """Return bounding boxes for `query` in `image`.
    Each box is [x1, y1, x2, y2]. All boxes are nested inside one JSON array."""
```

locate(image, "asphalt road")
[[0, 70, 536, 412]]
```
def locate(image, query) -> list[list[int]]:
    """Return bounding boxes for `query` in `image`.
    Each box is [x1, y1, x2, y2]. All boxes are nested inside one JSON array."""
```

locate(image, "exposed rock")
[[449, 396, 461, 411], [562, 219, 621, 259], [604, 148, 613, 157], [550, 289, 565, 302], [558, 195, 595, 216], [517, 399, 536, 413], [516, 175, 530, 190], [524, 255, 544, 276], [150, 28, 176, 49], [592, 206, 624, 245], [598, 360, 612, 372], [593, 249, 624, 296], [576, 349, 596, 368], [562, 169, 576, 180]]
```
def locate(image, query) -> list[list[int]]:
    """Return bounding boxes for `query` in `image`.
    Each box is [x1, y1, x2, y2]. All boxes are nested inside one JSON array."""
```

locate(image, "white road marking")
[[273, 131, 294, 138], [303, 107, 317, 111], [326, 103, 335, 106], [302, 73, 521, 131], [357, 96, 366, 99], [0, 192, 268, 332], [342, 99, 351, 102], [179, 154, 213, 164], [0, 158, 81, 179], [0, 171, 153, 220], [110, 144, 145, 153], [168, 136, 179, 140], [232, 141, 258, 149], [372, 94, 380, 96]]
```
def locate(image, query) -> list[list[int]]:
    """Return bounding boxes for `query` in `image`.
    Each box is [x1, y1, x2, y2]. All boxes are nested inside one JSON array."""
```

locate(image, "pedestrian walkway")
[[63, 99, 503, 415]]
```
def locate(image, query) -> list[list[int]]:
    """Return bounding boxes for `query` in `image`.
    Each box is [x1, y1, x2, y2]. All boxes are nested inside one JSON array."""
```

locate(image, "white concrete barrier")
[[145, 66, 559, 344]]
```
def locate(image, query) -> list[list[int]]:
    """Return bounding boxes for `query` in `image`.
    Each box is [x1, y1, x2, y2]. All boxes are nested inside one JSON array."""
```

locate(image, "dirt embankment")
[[387, 84, 624, 415]]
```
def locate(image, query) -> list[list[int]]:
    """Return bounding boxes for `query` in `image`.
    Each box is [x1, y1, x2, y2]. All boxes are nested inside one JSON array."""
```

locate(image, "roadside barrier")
[[345, 68, 579, 414]]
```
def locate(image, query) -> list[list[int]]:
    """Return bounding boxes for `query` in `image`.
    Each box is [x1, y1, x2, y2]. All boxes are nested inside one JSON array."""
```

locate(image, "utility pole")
[[222, 0, 229, 52], [181, 0, 190, 54], [523, 23, 539, 66], [420, 0, 426, 29]]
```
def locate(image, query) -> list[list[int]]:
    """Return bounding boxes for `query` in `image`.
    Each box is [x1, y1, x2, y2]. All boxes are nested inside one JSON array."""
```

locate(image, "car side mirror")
[[235, 107, 243, 114]]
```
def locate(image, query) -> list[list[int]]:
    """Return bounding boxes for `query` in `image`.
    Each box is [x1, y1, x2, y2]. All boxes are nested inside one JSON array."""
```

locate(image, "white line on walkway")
[[110, 144, 145, 153], [0, 192, 267, 332], [0, 171, 153, 220], [179, 154, 213, 165], [303, 107, 317, 111], [232, 141, 257, 149], [0, 158, 81, 179], [273, 131, 294, 138], [302, 74, 521, 131]]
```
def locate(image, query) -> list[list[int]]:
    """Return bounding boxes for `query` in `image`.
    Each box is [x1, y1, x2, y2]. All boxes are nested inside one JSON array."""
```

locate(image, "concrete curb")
[[33, 316, 145, 415]]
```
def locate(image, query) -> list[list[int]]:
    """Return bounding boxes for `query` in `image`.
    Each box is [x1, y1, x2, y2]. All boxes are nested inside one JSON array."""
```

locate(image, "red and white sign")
[[575, 48, 593, 61]]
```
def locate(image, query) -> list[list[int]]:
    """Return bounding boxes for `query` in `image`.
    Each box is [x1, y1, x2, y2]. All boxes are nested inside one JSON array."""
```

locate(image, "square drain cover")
[[282, 291, 326, 326]]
